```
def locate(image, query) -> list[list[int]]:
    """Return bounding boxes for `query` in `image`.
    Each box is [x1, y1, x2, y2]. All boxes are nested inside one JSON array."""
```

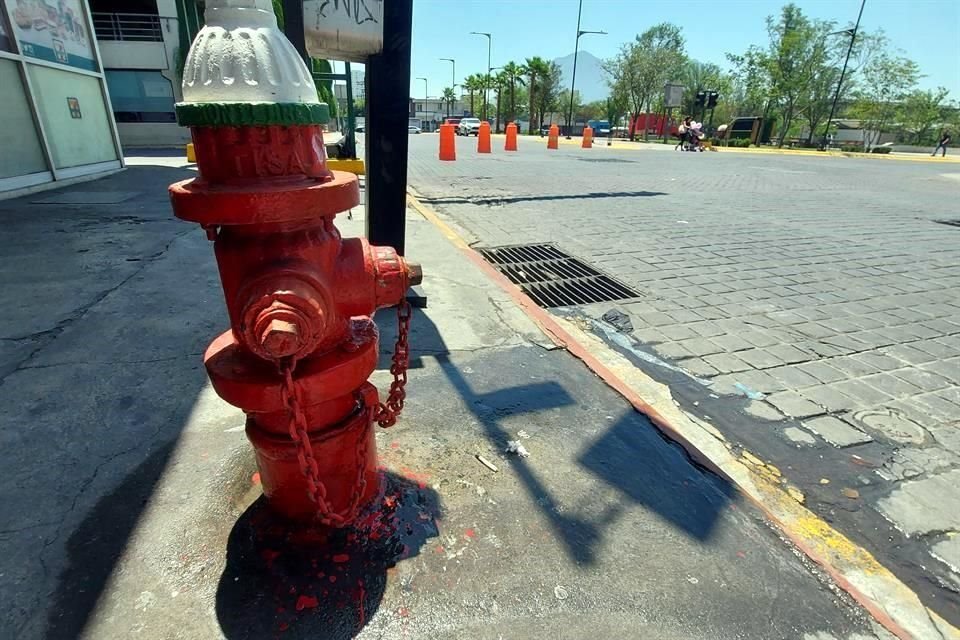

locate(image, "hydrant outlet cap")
[[407, 262, 423, 287]]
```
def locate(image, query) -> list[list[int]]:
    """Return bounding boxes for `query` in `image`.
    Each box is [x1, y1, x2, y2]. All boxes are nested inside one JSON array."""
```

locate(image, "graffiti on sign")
[[304, 0, 383, 61]]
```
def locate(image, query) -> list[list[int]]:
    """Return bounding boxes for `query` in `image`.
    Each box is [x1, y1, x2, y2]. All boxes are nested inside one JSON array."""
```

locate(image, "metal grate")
[[935, 219, 960, 228], [478, 243, 641, 308]]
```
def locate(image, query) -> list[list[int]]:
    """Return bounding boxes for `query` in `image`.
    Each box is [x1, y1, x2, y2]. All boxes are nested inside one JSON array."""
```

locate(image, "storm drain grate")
[[478, 243, 641, 308], [935, 219, 960, 228]]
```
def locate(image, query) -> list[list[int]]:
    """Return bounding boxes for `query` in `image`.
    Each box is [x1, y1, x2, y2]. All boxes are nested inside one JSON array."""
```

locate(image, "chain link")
[[372, 300, 412, 428], [277, 301, 411, 524]]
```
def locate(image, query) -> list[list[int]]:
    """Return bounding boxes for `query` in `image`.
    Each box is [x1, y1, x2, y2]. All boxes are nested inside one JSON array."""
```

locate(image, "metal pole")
[[566, 0, 583, 139], [281, 0, 307, 64], [486, 36, 491, 121], [366, 0, 413, 255], [821, 0, 866, 150], [344, 61, 356, 159]]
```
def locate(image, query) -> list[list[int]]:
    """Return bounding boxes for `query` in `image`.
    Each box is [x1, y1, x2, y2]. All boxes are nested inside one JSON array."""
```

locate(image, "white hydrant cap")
[[181, 0, 319, 105]]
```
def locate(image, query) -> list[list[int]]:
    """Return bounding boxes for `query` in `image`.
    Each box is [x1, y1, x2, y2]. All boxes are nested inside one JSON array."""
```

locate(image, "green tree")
[[501, 61, 527, 124], [679, 60, 734, 123], [850, 53, 919, 150], [605, 88, 629, 129], [533, 61, 563, 130], [525, 57, 550, 133], [899, 87, 950, 144], [463, 74, 484, 116], [557, 89, 582, 125], [310, 58, 338, 118], [441, 87, 456, 118], [578, 99, 606, 122]]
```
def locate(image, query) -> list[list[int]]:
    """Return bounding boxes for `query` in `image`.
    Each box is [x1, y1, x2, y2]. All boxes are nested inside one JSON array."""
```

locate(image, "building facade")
[[0, 0, 123, 194]]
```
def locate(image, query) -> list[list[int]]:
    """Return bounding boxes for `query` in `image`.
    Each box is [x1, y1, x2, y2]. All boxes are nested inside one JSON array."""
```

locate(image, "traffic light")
[[707, 91, 719, 108], [694, 91, 706, 108]]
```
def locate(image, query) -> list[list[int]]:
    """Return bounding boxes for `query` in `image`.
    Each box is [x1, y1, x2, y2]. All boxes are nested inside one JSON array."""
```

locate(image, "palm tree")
[[525, 57, 549, 134], [493, 72, 507, 132], [464, 74, 484, 117], [442, 87, 456, 118], [501, 61, 526, 125]]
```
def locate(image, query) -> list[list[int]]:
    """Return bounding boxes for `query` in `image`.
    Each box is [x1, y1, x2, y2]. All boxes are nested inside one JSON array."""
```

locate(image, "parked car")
[[443, 117, 462, 128], [539, 123, 552, 136], [408, 125, 422, 134], [457, 117, 482, 136]]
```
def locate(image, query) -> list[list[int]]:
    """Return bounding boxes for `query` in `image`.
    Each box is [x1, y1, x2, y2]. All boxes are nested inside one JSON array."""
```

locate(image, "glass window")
[[4, 0, 97, 70], [104, 69, 175, 122], [0, 59, 48, 177]]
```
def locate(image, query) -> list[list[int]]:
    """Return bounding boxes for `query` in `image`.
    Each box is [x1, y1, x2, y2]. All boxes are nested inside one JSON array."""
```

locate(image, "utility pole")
[[470, 32, 491, 121], [565, 0, 606, 139], [821, 0, 866, 150]]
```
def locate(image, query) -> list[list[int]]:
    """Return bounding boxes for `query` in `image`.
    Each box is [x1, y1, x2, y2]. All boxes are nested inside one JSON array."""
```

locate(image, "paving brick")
[[931, 536, 960, 574], [659, 324, 699, 341], [676, 337, 724, 358], [800, 385, 858, 412], [637, 311, 676, 327], [703, 353, 752, 374], [687, 320, 725, 338], [766, 392, 824, 418], [709, 333, 754, 352], [852, 352, 905, 372], [861, 373, 923, 399], [766, 365, 821, 390], [736, 348, 785, 369], [802, 416, 872, 447], [653, 342, 695, 361], [891, 367, 952, 394], [782, 426, 818, 446], [877, 470, 960, 536], [829, 356, 881, 378], [682, 357, 720, 378], [796, 361, 846, 384], [765, 343, 814, 365], [881, 343, 939, 366], [832, 379, 893, 408], [918, 358, 960, 382]]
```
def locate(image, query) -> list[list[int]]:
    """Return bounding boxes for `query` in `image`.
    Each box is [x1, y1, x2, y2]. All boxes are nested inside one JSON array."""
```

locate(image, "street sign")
[[664, 83, 684, 108], [303, 0, 384, 61]]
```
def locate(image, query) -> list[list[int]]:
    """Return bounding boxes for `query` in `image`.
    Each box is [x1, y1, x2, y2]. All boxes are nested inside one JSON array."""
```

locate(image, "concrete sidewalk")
[[0, 155, 891, 639]]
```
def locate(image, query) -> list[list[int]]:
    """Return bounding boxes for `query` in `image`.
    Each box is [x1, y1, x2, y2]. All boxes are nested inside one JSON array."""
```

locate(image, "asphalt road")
[[406, 132, 960, 628]]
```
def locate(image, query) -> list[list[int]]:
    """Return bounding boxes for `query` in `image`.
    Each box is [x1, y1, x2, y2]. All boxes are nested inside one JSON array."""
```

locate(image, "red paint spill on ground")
[[390, 442, 400, 449], [332, 553, 350, 563], [736, 551, 747, 559], [435, 545, 445, 554], [278, 622, 289, 632], [328, 575, 337, 583], [252, 471, 261, 485], [464, 529, 476, 539], [398, 606, 410, 618], [295, 594, 319, 611]]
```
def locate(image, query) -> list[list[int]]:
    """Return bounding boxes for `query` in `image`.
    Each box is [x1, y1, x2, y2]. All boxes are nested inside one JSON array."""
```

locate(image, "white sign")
[[664, 83, 684, 109], [5, 0, 95, 70], [304, 0, 384, 62]]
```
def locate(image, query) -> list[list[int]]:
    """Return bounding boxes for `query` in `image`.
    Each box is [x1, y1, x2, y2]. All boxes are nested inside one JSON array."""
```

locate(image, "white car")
[[457, 117, 482, 136], [408, 125, 422, 134]]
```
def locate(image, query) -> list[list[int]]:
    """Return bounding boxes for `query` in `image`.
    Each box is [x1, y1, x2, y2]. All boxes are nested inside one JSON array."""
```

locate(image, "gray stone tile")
[[703, 352, 752, 374], [802, 416, 873, 447], [796, 361, 846, 384], [710, 333, 755, 352], [877, 470, 960, 536], [765, 343, 814, 365], [766, 392, 824, 418], [829, 356, 882, 378], [659, 324, 699, 341], [919, 358, 960, 382], [737, 348, 787, 369], [931, 536, 960, 574], [801, 385, 858, 412], [688, 320, 725, 338], [891, 368, 953, 393], [832, 379, 893, 408], [783, 426, 818, 446], [881, 343, 939, 365], [766, 365, 821, 390], [861, 373, 923, 399], [682, 357, 720, 378], [653, 342, 695, 361], [853, 351, 908, 372]]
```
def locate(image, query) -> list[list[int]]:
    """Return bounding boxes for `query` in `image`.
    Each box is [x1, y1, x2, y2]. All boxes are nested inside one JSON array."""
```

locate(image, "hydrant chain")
[[374, 301, 412, 428], [280, 363, 368, 526]]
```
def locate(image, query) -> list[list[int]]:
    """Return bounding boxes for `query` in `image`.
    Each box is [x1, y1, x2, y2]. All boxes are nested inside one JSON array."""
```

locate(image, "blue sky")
[[405, 0, 960, 101]]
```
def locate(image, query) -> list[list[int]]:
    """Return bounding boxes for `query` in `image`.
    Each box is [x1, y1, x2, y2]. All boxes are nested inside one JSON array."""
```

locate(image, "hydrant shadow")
[[215, 471, 443, 639]]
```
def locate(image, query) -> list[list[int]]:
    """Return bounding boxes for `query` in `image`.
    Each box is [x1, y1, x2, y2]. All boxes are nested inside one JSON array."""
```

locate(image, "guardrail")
[[92, 12, 163, 42]]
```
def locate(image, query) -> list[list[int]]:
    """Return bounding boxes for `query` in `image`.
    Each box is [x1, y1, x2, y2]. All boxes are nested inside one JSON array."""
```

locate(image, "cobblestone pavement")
[[406, 134, 960, 627]]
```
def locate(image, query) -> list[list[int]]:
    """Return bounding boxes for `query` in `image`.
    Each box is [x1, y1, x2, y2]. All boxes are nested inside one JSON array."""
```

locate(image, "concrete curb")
[[713, 146, 960, 163], [406, 188, 960, 640]]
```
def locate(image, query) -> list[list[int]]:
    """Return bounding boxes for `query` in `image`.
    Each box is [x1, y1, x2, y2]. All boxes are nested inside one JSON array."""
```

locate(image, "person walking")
[[932, 130, 951, 157], [675, 116, 692, 151]]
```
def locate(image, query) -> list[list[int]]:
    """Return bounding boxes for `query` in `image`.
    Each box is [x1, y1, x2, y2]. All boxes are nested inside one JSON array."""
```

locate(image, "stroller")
[[682, 121, 706, 151]]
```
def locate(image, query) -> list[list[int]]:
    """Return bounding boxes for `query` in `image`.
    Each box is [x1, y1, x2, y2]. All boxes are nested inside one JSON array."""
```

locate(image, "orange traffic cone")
[[582, 126, 593, 148], [478, 121, 491, 153], [547, 124, 559, 150], [439, 123, 456, 161], [505, 122, 518, 151]]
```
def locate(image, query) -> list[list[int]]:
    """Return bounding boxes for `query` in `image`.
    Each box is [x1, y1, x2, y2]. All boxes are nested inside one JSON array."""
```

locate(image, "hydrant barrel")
[[168, 0, 419, 525]]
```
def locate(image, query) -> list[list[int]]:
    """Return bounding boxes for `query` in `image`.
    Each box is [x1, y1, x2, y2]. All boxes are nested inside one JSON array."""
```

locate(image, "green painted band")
[[175, 102, 330, 127]]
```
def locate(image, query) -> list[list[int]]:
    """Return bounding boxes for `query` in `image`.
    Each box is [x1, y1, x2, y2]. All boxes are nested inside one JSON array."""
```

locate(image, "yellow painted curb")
[[407, 187, 960, 640], [186, 143, 196, 163], [327, 158, 365, 175], [714, 145, 960, 163]]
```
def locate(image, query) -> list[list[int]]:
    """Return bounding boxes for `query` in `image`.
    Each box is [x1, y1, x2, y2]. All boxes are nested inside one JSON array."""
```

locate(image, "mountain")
[[553, 51, 609, 103]]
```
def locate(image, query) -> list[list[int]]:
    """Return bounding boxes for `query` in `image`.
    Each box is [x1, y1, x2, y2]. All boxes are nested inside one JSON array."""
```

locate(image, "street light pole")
[[821, 0, 866, 151], [440, 58, 456, 118], [470, 31, 492, 121], [566, 0, 606, 139]]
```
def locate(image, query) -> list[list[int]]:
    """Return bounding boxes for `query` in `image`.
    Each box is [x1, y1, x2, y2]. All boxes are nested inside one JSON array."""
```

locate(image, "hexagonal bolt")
[[259, 318, 302, 359], [407, 262, 423, 286]]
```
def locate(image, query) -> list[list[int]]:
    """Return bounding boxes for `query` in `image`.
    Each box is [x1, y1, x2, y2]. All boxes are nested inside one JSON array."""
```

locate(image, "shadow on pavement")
[[419, 190, 667, 206], [381, 309, 734, 565], [215, 471, 442, 640]]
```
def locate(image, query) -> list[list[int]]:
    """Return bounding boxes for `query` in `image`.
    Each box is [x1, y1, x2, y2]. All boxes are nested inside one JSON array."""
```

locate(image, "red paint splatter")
[[398, 606, 410, 618], [328, 575, 337, 583], [316, 572, 325, 579], [332, 553, 350, 563], [736, 551, 747, 559], [435, 545, 445, 554], [296, 595, 319, 611], [252, 471, 261, 485], [358, 579, 367, 627], [261, 549, 281, 567], [464, 529, 476, 539], [390, 442, 400, 449], [278, 622, 289, 632]]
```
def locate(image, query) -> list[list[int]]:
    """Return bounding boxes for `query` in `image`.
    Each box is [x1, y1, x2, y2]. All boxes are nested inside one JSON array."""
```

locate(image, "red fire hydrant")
[[168, 0, 419, 526]]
